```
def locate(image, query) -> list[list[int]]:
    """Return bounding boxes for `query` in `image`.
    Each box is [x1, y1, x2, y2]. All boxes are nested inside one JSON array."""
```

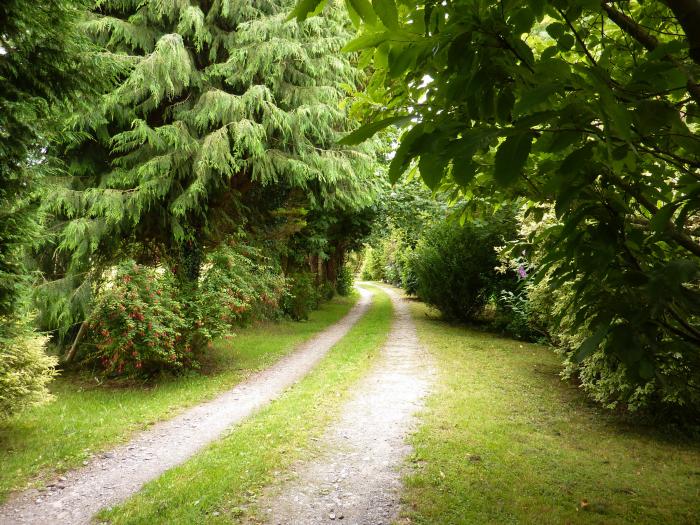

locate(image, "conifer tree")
[[43, 0, 378, 337], [1, 0, 106, 415]]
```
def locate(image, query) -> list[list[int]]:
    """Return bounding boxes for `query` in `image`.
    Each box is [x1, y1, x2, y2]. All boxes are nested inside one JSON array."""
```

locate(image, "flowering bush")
[[191, 244, 287, 338], [85, 244, 287, 377], [85, 262, 192, 376]]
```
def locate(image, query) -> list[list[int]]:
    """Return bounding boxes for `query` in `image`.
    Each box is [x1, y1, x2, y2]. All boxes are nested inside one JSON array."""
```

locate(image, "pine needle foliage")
[[44, 0, 377, 335], [0, 0, 112, 416], [0, 0, 102, 321]]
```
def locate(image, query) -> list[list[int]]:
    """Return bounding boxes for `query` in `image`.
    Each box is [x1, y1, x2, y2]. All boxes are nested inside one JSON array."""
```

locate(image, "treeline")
[[1, 0, 379, 418], [291, 0, 700, 422], [364, 182, 699, 421]]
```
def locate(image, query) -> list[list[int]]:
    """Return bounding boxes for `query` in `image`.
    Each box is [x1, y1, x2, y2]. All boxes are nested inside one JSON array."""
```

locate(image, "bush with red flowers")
[[86, 262, 192, 376], [84, 243, 287, 377]]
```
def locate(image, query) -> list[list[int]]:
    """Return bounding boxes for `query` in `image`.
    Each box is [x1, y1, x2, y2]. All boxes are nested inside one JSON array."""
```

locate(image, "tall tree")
[[0, 0, 100, 324], [292, 0, 700, 412], [42, 0, 378, 340], [1, 0, 105, 416]]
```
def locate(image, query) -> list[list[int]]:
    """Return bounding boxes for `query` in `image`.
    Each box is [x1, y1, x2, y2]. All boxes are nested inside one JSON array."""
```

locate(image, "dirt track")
[[263, 285, 435, 525], [0, 287, 372, 525]]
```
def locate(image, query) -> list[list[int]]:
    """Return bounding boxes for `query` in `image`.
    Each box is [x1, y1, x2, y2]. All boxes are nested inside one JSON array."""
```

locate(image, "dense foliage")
[[0, 0, 109, 416], [1, 0, 378, 406], [0, 324, 56, 420], [38, 0, 378, 350], [361, 186, 519, 325], [294, 0, 700, 415], [411, 213, 516, 322], [84, 242, 286, 376]]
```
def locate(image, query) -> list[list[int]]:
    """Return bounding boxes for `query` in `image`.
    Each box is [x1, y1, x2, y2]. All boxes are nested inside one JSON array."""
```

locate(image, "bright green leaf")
[[372, 0, 399, 29], [338, 115, 410, 145], [348, 0, 378, 24], [494, 132, 534, 186], [341, 31, 389, 52], [288, 0, 326, 21]]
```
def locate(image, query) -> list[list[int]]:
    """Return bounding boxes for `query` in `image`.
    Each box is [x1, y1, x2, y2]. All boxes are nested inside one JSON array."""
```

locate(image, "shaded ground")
[[263, 285, 435, 525], [0, 288, 372, 525]]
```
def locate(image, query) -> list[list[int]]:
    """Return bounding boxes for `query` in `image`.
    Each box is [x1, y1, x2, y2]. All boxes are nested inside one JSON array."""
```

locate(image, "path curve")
[[0, 287, 373, 525], [264, 284, 435, 525]]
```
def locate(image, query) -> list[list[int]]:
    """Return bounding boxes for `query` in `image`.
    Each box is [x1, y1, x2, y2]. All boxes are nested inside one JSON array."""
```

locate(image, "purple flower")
[[517, 265, 527, 280]]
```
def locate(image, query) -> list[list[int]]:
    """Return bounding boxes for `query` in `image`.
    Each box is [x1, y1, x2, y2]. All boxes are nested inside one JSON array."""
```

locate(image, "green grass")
[[0, 294, 357, 502], [98, 285, 393, 524], [400, 299, 700, 525]]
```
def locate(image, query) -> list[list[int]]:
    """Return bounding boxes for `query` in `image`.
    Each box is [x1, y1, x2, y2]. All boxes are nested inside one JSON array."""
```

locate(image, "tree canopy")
[[40, 0, 380, 338], [292, 0, 700, 406]]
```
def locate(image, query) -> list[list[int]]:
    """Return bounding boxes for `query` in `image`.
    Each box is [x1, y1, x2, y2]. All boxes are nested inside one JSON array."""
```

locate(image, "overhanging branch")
[[662, 0, 700, 66], [601, 1, 700, 105]]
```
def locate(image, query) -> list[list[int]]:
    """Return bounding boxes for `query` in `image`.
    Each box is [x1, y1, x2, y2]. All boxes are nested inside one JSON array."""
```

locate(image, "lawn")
[[97, 285, 393, 524], [401, 299, 700, 525], [0, 294, 357, 502]]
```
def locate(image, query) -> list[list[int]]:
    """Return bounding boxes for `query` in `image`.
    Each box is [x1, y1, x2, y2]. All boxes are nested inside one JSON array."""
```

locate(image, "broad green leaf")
[[338, 115, 410, 145], [559, 143, 594, 175], [546, 22, 565, 38], [575, 325, 608, 362], [557, 33, 575, 51], [344, 0, 362, 27], [513, 83, 558, 116], [419, 151, 447, 190], [494, 132, 533, 186], [545, 130, 580, 153], [452, 160, 478, 187], [374, 43, 389, 68], [348, 0, 377, 24], [650, 203, 676, 232], [388, 124, 425, 183], [372, 0, 398, 29], [388, 43, 418, 77], [288, 0, 326, 21], [341, 31, 389, 52]]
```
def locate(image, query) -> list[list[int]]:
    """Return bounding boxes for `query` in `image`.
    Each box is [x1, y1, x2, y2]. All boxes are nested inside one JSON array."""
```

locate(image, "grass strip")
[[401, 299, 700, 525], [0, 294, 357, 501], [98, 285, 393, 524]]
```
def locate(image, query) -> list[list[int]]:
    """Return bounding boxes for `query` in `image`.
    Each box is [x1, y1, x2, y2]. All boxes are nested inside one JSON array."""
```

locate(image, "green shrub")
[[397, 245, 418, 295], [0, 322, 57, 419], [360, 246, 385, 281], [194, 244, 286, 337], [282, 271, 321, 320], [336, 265, 354, 296], [412, 214, 516, 322], [85, 262, 193, 376]]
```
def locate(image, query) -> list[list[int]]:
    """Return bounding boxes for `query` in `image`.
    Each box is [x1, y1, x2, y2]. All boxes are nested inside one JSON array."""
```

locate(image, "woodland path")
[[262, 285, 435, 525], [0, 287, 373, 525]]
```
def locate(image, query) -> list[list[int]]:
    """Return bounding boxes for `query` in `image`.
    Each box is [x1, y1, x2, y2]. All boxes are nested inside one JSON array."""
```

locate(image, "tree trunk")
[[63, 319, 88, 363]]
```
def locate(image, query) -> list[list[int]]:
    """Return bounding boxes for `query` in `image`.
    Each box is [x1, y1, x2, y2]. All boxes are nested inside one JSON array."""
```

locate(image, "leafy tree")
[[42, 0, 379, 346], [293, 0, 700, 412]]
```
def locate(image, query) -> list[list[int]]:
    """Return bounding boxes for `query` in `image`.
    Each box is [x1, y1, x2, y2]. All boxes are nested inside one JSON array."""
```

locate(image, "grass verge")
[[97, 285, 393, 524], [400, 299, 700, 524], [0, 294, 357, 502]]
